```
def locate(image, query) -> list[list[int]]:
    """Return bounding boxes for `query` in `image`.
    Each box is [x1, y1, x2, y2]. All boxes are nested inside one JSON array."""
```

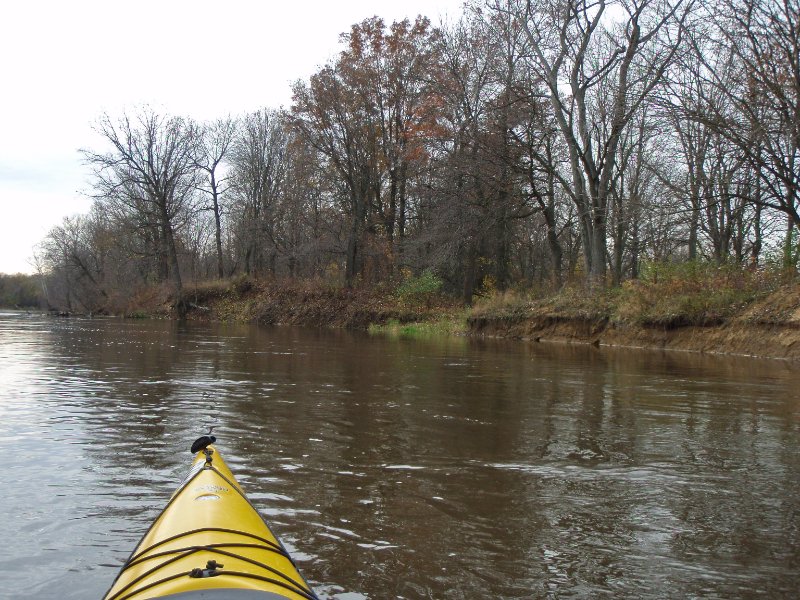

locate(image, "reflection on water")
[[0, 312, 798, 598]]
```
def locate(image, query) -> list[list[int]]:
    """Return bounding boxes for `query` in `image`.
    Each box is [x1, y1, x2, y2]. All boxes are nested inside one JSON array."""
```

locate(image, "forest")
[[27, 0, 800, 314]]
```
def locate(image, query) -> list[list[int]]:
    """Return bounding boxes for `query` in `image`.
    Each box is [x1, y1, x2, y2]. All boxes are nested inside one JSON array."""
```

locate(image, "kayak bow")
[[103, 443, 318, 600]]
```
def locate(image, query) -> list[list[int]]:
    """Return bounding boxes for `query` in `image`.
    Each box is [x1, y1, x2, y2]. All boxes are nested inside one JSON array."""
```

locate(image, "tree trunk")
[[688, 197, 699, 261], [784, 214, 796, 270], [494, 199, 510, 291], [345, 226, 359, 287], [750, 201, 762, 266], [547, 229, 563, 287], [630, 217, 640, 279], [345, 188, 367, 287], [463, 242, 476, 306], [589, 216, 607, 286], [212, 189, 224, 279], [160, 204, 182, 295]]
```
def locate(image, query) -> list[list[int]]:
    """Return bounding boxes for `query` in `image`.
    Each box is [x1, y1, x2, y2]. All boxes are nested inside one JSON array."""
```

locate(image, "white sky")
[[0, 0, 465, 275]]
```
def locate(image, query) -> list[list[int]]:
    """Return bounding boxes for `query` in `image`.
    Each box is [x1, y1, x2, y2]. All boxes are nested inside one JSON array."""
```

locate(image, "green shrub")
[[368, 313, 468, 338], [396, 270, 443, 302]]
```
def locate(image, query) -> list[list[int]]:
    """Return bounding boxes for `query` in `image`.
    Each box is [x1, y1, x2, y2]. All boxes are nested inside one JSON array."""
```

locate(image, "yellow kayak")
[[103, 440, 318, 600]]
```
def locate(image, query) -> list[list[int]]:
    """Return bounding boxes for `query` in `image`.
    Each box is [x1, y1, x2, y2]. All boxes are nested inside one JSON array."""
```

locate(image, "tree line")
[[36, 0, 800, 312], [0, 274, 41, 308]]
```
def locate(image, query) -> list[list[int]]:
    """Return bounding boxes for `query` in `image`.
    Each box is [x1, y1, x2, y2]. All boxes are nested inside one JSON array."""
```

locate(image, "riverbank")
[[133, 277, 462, 330], [467, 290, 800, 360], [105, 269, 800, 360], [467, 270, 800, 360]]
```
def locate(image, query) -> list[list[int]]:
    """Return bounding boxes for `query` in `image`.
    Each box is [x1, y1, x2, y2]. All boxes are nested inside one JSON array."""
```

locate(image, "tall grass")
[[468, 261, 786, 329], [614, 261, 782, 327]]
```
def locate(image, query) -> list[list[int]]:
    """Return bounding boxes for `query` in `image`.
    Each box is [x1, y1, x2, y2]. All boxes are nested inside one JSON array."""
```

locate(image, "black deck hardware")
[[190, 435, 216, 453], [190, 560, 224, 578]]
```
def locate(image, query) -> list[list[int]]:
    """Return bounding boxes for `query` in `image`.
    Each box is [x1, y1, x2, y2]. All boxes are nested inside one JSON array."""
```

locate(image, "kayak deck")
[[103, 446, 317, 600]]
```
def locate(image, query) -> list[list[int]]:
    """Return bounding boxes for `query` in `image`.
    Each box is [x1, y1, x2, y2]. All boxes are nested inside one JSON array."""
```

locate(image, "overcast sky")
[[0, 0, 465, 275]]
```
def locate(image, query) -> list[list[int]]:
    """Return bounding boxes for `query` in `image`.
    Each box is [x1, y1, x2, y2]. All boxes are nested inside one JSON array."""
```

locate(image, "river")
[[0, 312, 798, 598]]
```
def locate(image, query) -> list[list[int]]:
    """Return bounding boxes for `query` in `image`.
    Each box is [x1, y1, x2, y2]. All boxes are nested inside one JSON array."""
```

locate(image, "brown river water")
[[0, 312, 798, 599]]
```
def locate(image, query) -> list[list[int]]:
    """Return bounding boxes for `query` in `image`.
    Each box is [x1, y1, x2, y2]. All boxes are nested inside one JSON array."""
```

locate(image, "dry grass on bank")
[[470, 262, 790, 329], [613, 262, 784, 327], [179, 275, 462, 330], [123, 262, 797, 341]]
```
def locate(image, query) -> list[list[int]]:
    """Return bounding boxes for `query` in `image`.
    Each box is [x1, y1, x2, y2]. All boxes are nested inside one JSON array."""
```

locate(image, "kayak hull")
[[103, 446, 316, 600], [150, 593, 298, 599], [154, 593, 296, 599]]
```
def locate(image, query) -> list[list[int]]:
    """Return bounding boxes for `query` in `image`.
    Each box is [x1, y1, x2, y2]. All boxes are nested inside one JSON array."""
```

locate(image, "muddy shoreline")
[[467, 313, 800, 360], [112, 278, 800, 361]]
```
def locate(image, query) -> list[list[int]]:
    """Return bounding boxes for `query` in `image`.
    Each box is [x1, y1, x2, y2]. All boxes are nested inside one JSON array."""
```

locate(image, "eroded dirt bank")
[[468, 285, 800, 360], [468, 314, 800, 359], [137, 278, 800, 361]]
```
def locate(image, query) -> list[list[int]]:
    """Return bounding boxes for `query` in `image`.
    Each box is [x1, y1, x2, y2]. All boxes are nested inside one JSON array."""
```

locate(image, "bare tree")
[[690, 0, 800, 266], [83, 107, 198, 297], [511, 105, 569, 286], [229, 109, 289, 276], [608, 107, 659, 283], [194, 116, 237, 278], [498, 0, 692, 284]]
